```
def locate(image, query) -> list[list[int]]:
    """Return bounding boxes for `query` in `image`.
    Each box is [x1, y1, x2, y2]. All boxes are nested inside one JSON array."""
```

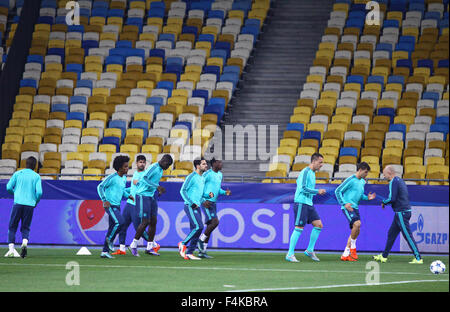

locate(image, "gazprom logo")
[[418, 214, 424, 232], [414, 213, 447, 246]]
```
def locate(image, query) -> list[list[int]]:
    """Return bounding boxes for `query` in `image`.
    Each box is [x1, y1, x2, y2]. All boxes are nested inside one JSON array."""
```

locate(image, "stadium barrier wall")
[[0, 181, 448, 253]]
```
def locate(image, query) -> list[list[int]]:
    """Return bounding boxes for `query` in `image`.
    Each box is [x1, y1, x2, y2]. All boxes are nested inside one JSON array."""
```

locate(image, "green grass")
[[0, 248, 448, 292]]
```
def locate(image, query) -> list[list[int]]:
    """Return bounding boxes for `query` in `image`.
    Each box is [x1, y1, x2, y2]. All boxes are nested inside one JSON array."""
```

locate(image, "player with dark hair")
[[129, 154, 173, 257], [5, 157, 42, 258], [112, 155, 151, 255], [286, 153, 326, 262], [335, 162, 376, 261], [178, 158, 213, 260], [373, 165, 423, 264], [97, 155, 133, 259], [197, 158, 231, 258]]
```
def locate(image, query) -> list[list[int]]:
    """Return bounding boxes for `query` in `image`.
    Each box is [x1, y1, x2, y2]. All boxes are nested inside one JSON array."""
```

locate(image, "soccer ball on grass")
[[430, 260, 446, 274]]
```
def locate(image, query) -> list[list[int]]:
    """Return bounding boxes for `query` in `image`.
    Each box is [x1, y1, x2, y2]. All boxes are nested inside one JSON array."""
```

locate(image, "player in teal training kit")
[[197, 158, 231, 258], [113, 155, 152, 255], [97, 155, 134, 259], [179, 158, 214, 260], [286, 153, 326, 262], [5, 157, 42, 258], [334, 162, 376, 261], [129, 154, 173, 257]]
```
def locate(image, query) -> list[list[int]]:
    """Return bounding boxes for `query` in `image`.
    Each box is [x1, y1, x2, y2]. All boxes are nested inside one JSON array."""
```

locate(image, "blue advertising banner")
[[0, 180, 448, 252]]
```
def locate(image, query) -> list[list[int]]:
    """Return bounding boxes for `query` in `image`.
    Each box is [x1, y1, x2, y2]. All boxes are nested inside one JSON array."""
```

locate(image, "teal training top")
[[127, 170, 146, 205], [135, 163, 163, 197], [334, 174, 368, 209], [294, 166, 319, 205], [97, 172, 130, 206], [180, 171, 206, 207], [202, 169, 226, 203], [6, 169, 43, 207]]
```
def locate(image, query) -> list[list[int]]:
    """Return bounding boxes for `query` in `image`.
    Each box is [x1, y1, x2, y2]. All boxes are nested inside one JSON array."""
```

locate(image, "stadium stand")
[[264, 0, 449, 185], [0, 0, 270, 181]]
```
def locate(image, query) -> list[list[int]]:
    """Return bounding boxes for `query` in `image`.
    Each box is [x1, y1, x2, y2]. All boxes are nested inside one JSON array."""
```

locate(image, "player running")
[[197, 158, 231, 258], [5, 157, 42, 258], [178, 158, 213, 260], [112, 155, 153, 255], [334, 162, 376, 261], [129, 154, 173, 257], [373, 165, 423, 264], [286, 153, 327, 263], [97, 155, 134, 259]]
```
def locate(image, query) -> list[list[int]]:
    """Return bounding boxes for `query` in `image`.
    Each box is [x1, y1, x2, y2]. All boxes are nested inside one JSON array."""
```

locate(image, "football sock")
[[120, 244, 126, 252], [9, 243, 14, 251], [22, 239, 28, 247], [350, 239, 356, 249], [343, 247, 350, 257], [199, 233, 207, 242], [146, 241, 154, 250], [130, 239, 138, 249], [288, 228, 303, 257], [307, 227, 322, 252]]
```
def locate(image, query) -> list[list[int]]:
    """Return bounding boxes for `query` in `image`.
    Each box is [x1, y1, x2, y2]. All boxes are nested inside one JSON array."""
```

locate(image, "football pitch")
[[0, 247, 448, 292]]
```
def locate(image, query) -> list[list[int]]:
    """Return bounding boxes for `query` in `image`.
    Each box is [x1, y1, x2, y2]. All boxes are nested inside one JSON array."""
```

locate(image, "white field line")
[[0, 262, 445, 277], [226, 279, 450, 292]]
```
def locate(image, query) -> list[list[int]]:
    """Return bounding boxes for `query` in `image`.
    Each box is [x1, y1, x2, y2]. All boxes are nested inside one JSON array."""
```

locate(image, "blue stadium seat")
[[389, 124, 406, 140], [383, 19, 399, 29], [367, 75, 385, 87], [70, 96, 87, 105], [52, 104, 69, 113], [102, 137, 120, 151], [339, 147, 357, 157], [303, 131, 321, 144], [417, 59, 434, 74], [67, 112, 85, 124], [192, 89, 209, 105], [210, 49, 228, 63], [204, 103, 225, 123], [93, 1, 109, 9], [77, 80, 93, 89], [220, 73, 239, 89], [203, 65, 221, 80], [435, 116, 449, 126], [157, 81, 174, 97], [20, 79, 37, 89], [241, 26, 259, 40], [105, 55, 125, 65], [377, 108, 396, 124], [150, 1, 165, 10], [208, 10, 225, 20], [422, 92, 440, 106], [286, 123, 304, 137], [131, 121, 149, 140], [198, 34, 215, 46], [166, 57, 183, 67], [223, 65, 241, 76], [149, 48, 165, 59], [108, 120, 127, 140], [387, 75, 405, 85], [108, 9, 124, 18], [430, 124, 449, 138], [148, 8, 165, 18], [347, 75, 365, 89]]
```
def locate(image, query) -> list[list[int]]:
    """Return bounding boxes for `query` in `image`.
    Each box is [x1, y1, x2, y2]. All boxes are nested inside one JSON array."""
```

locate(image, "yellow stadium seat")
[[83, 168, 102, 181], [297, 146, 316, 156], [280, 138, 299, 148]]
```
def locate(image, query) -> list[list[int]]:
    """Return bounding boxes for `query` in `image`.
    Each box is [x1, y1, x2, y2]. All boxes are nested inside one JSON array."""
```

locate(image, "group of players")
[[4, 152, 423, 264]]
